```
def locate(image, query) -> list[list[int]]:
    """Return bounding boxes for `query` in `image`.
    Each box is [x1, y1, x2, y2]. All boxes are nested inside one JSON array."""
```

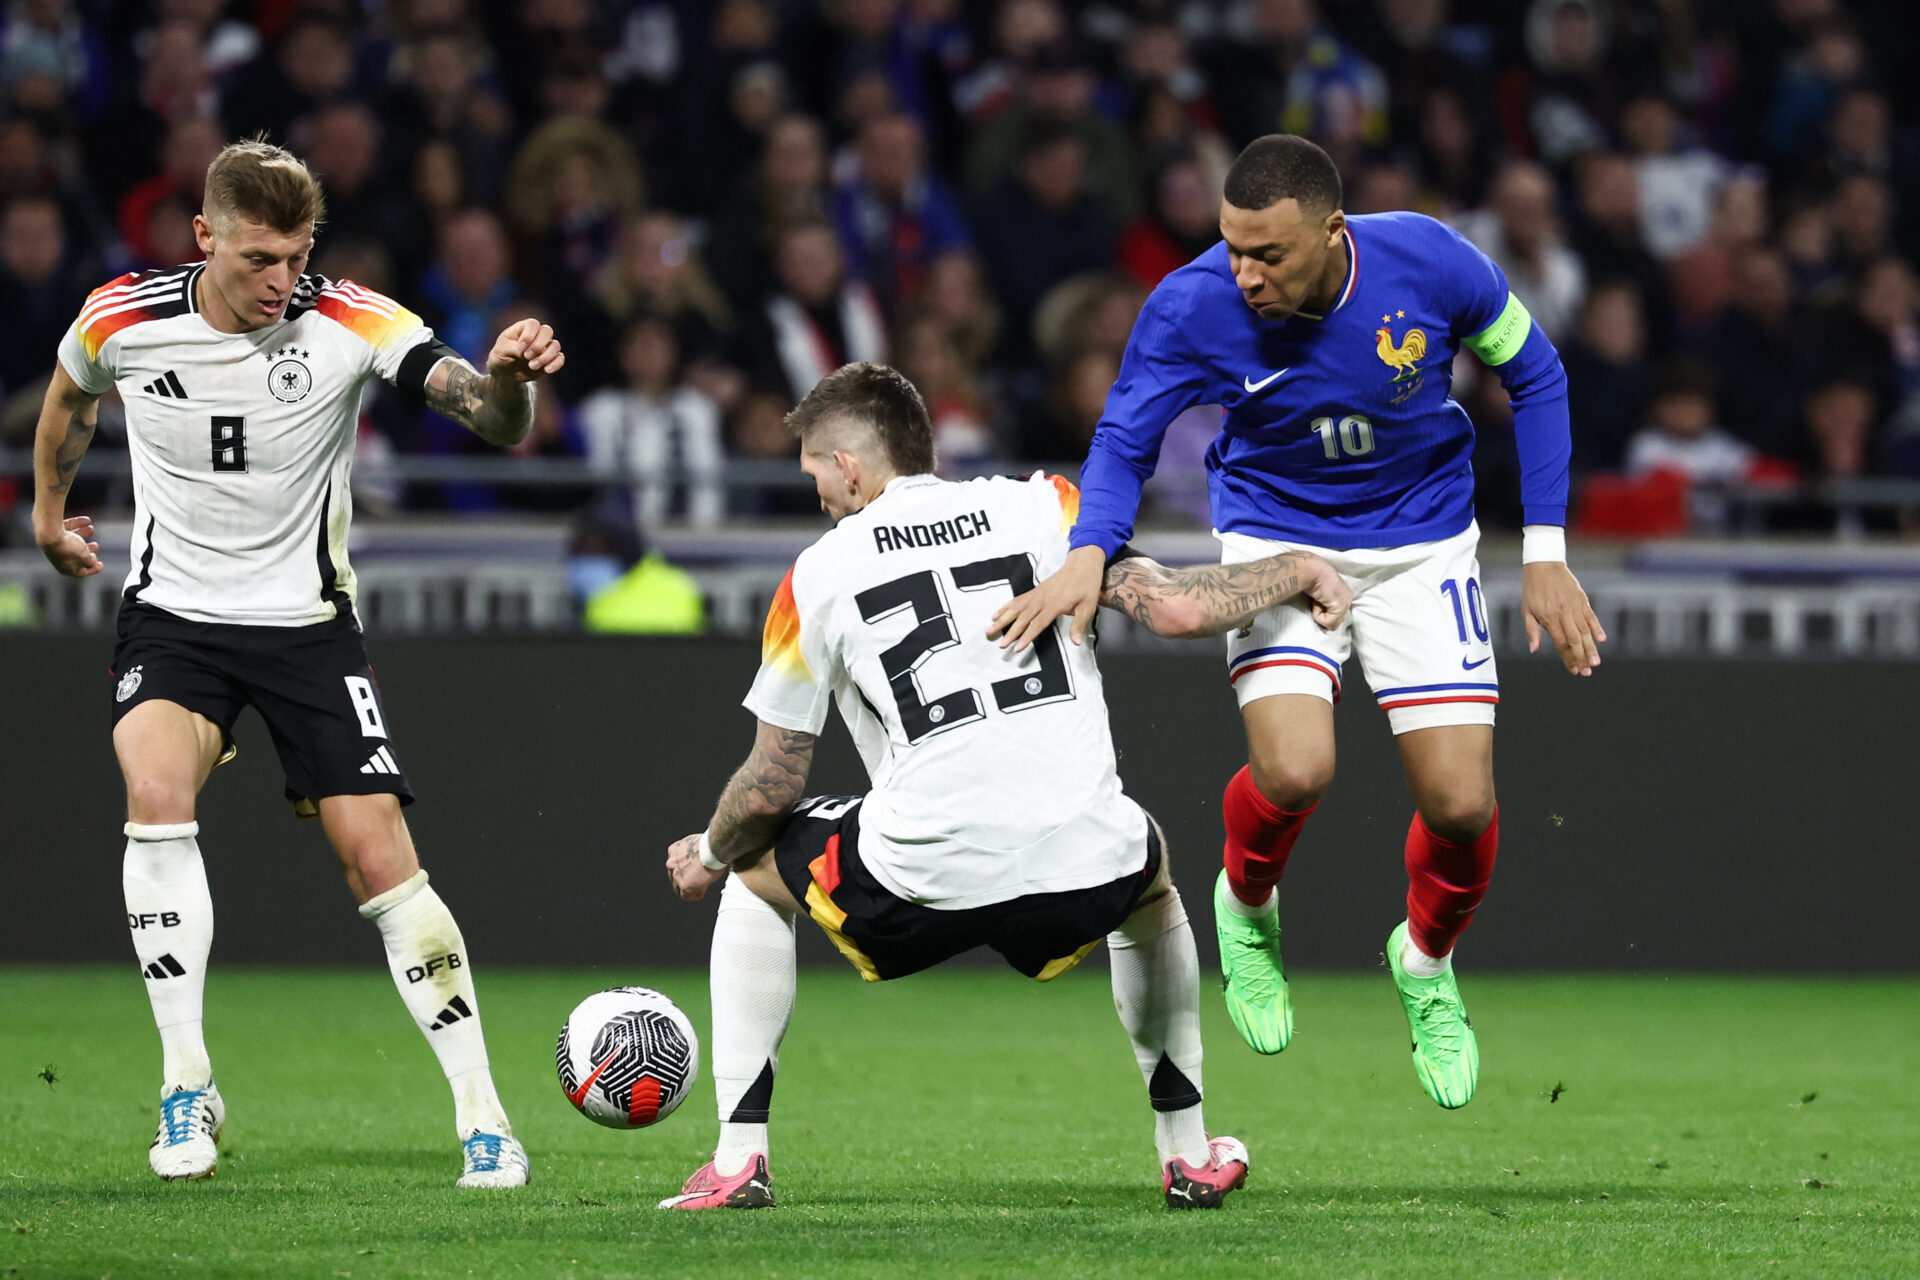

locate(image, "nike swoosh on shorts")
[[1462, 656, 1492, 670]]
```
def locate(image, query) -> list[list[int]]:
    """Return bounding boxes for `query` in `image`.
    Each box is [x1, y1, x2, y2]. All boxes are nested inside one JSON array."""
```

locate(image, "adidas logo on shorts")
[[359, 747, 401, 775]]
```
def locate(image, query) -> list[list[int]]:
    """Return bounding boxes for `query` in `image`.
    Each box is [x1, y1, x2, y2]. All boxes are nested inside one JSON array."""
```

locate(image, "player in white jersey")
[[659, 363, 1349, 1211], [31, 140, 562, 1188]]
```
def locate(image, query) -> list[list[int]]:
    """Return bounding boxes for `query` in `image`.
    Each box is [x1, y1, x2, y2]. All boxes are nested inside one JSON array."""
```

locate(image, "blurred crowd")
[[0, 0, 1915, 537]]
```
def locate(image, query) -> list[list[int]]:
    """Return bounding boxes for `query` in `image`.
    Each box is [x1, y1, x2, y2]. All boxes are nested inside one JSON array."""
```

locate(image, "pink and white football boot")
[[1162, 1136, 1250, 1209]]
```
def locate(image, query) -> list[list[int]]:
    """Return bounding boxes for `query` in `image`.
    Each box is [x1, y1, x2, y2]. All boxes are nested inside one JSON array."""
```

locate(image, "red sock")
[[1221, 765, 1317, 906], [1403, 807, 1499, 959]]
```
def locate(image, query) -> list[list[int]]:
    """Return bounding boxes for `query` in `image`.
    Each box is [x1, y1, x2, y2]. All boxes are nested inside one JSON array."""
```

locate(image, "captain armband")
[[396, 338, 463, 392], [1463, 293, 1533, 367]]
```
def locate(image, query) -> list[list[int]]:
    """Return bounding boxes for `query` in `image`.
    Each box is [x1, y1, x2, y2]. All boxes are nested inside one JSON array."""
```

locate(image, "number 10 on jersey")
[[1311, 414, 1374, 459]]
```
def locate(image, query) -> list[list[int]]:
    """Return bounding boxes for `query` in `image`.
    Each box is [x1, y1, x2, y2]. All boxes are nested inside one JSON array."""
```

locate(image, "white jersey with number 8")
[[745, 471, 1149, 910], [57, 264, 437, 626]]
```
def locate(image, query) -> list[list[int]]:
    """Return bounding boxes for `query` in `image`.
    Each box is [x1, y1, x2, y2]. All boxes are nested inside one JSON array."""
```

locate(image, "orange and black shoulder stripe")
[[300, 274, 424, 352], [74, 264, 197, 361]]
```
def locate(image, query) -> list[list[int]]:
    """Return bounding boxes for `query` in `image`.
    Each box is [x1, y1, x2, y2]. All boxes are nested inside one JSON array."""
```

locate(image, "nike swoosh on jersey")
[[1461, 655, 1492, 670], [1243, 368, 1290, 394]]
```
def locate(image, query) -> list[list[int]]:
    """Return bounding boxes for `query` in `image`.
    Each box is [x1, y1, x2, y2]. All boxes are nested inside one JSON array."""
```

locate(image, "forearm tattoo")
[[709, 727, 818, 863], [48, 412, 95, 497], [1102, 554, 1305, 637], [426, 360, 533, 446]]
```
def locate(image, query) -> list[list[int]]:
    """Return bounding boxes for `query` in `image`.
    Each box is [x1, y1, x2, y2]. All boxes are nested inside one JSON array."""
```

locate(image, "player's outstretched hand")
[[666, 832, 726, 902], [37, 514, 101, 578], [1523, 560, 1606, 676], [486, 318, 565, 383], [990, 544, 1105, 651], [1296, 552, 1352, 631]]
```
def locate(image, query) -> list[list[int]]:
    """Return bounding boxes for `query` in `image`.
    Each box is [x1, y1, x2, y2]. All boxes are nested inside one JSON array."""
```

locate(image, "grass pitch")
[[2, 966, 1916, 1279]]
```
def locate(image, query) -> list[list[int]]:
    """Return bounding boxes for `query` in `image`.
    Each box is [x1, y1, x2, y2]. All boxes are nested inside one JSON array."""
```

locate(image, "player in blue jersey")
[[993, 136, 1604, 1109]]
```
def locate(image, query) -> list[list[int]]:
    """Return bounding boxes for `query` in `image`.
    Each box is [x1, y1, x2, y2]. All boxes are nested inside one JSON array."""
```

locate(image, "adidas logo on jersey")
[[359, 746, 401, 775], [428, 995, 473, 1030], [142, 371, 189, 399], [143, 953, 187, 980]]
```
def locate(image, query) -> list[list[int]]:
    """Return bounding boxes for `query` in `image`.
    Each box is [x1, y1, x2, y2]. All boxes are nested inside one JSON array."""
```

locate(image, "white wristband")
[[695, 831, 728, 872], [1521, 525, 1567, 565]]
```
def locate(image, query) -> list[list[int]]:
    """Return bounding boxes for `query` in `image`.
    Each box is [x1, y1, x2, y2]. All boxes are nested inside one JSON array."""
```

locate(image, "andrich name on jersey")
[[872, 510, 991, 555]]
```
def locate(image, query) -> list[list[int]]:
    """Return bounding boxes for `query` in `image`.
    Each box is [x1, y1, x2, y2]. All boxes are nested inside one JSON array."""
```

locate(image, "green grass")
[[2, 966, 1916, 1279]]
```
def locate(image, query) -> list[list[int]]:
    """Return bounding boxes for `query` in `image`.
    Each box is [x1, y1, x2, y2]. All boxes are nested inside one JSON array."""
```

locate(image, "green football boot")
[[1213, 870, 1293, 1054], [1386, 921, 1478, 1109]]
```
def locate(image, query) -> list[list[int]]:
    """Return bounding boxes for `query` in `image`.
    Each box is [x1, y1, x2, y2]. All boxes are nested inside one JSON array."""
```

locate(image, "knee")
[[1417, 789, 1496, 844], [1247, 754, 1334, 811], [125, 775, 195, 826]]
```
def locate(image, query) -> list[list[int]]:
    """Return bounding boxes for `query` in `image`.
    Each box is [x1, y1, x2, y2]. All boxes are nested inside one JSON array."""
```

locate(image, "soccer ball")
[[555, 986, 700, 1129]]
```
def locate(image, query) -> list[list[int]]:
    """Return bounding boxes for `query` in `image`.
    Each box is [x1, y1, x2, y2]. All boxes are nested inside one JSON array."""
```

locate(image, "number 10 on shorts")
[[1439, 577, 1489, 645]]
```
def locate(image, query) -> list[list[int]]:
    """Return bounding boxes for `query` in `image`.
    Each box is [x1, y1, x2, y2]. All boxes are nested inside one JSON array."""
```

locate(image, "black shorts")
[[110, 603, 414, 815], [772, 795, 1160, 983]]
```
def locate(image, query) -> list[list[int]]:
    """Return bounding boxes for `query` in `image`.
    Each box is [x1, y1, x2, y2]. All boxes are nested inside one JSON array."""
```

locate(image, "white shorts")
[[1219, 522, 1498, 735]]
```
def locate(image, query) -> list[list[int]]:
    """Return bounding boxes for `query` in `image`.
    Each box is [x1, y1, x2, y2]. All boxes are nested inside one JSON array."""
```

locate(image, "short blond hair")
[[202, 137, 326, 236]]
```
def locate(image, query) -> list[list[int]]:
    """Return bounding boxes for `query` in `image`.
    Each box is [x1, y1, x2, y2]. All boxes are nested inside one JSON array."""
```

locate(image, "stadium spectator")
[[1804, 375, 1879, 487], [1455, 160, 1585, 341], [1199, 0, 1387, 169], [964, 36, 1138, 225], [1620, 92, 1730, 261], [834, 111, 972, 315], [503, 114, 645, 305], [972, 121, 1119, 366], [918, 247, 1000, 372], [1665, 172, 1770, 334], [221, 14, 359, 147], [1625, 359, 1759, 529], [381, 28, 513, 204], [577, 315, 725, 531], [297, 103, 419, 267], [0, 193, 82, 402], [1560, 281, 1650, 473], [1509, 0, 1615, 166], [736, 218, 887, 405], [1410, 86, 1493, 214], [895, 309, 997, 473], [1702, 247, 1808, 460], [589, 212, 735, 390], [709, 112, 832, 316], [115, 116, 220, 270], [1117, 148, 1223, 289], [1566, 150, 1676, 348]]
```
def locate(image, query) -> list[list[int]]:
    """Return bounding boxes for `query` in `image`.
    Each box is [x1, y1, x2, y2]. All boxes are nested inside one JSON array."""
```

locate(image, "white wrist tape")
[[1521, 525, 1567, 564], [696, 831, 729, 872]]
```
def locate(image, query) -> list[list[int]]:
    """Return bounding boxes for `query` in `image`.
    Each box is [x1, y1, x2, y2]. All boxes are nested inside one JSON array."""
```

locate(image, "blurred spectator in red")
[[736, 218, 887, 404], [1117, 147, 1221, 289], [1702, 247, 1808, 461], [1567, 150, 1675, 347], [1455, 159, 1585, 341], [1666, 172, 1769, 334], [835, 111, 972, 315], [1560, 281, 1649, 472], [973, 121, 1119, 366], [1114, 15, 1217, 143], [116, 115, 221, 267], [578, 315, 725, 530]]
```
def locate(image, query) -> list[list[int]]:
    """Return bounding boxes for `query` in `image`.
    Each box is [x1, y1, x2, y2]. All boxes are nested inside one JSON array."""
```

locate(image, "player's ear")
[[832, 448, 861, 494], [1323, 209, 1345, 246], [193, 214, 216, 256]]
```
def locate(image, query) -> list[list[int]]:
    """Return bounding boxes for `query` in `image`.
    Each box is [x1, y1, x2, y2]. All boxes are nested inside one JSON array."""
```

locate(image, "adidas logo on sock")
[[142, 371, 189, 398], [143, 953, 186, 980], [428, 995, 473, 1030], [359, 746, 401, 775]]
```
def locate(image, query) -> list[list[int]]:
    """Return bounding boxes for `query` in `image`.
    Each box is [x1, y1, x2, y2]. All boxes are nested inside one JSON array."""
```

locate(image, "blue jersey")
[[1071, 211, 1572, 555]]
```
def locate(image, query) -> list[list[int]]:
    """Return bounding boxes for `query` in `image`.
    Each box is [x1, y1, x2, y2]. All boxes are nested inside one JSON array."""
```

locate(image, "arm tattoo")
[[49, 412, 95, 496], [1101, 554, 1305, 638], [424, 359, 534, 447], [709, 726, 818, 864]]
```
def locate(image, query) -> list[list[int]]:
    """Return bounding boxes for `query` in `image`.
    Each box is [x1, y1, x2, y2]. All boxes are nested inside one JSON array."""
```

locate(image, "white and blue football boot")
[[457, 1129, 530, 1188], [149, 1081, 224, 1181]]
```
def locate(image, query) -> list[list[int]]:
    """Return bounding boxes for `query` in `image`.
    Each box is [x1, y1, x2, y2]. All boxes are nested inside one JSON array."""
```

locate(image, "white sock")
[[1109, 884, 1209, 1168], [124, 823, 215, 1091], [359, 870, 507, 1137], [1223, 887, 1277, 918], [1401, 935, 1452, 978], [710, 874, 796, 1176]]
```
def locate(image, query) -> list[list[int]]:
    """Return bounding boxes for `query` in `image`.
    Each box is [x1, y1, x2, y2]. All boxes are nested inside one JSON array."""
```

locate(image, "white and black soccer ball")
[[555, 986, 699, 1129]]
